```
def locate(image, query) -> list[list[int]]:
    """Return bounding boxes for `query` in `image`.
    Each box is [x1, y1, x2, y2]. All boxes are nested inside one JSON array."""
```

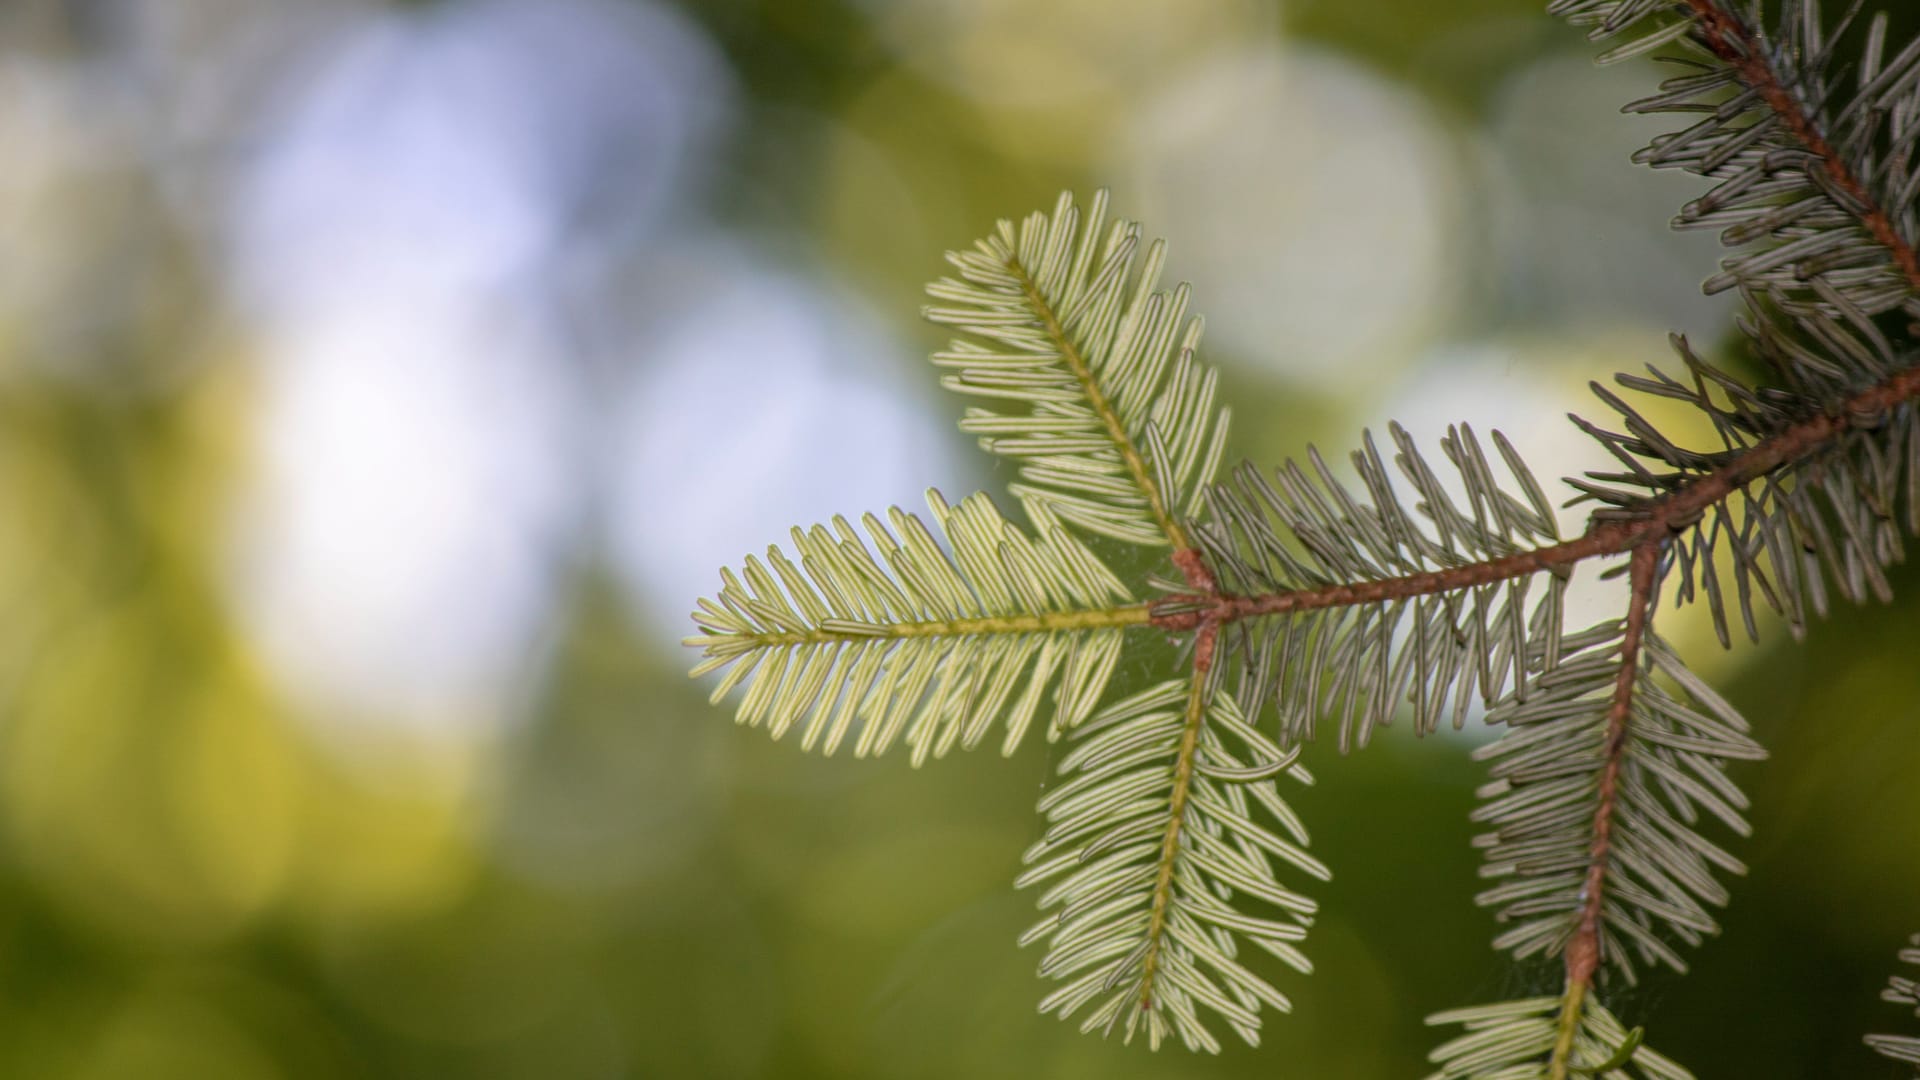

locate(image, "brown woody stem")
[[1149, 363, 1920, 632], [1548, 541, 1659, 1079]]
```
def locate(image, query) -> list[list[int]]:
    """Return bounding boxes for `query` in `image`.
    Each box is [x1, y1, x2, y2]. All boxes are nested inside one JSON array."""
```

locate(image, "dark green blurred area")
[[1, 0, 1917, 1077]]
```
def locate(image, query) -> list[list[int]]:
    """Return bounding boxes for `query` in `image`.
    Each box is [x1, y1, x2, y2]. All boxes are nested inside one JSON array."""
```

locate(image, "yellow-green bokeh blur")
[[0, 0, 1917, 1076]]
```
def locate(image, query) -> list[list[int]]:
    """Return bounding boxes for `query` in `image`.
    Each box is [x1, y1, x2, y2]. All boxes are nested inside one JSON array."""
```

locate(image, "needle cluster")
[[684, 1, 1920, 1072]]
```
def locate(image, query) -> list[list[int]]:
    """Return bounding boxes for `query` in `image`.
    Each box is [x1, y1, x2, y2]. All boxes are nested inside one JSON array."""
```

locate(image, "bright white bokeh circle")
[[221, 0, 730, 739], [1117, 45, 1461, 380]]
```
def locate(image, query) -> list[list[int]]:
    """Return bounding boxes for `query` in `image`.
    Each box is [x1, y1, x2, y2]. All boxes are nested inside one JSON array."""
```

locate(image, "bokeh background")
[[1, 0, 1917, 1076]]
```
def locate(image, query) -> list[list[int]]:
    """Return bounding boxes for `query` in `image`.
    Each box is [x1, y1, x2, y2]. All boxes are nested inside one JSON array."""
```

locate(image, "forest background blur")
[[0, 0, 1916, 1076]]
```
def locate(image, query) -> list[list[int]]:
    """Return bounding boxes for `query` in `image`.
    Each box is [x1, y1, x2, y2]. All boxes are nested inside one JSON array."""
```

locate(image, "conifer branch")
[[1003, 248, 1193, 551], [1135, 630, 1219, 1017], [1175, 424, 1567, 749], [688, 491, 1141, 762], [1680, 0, 1920, 295], [925, 191, 1232, 550], [1424, 553, 1759, 1077], [1469, 622, 1765, 982], [1555, 0, 1920, 336], [1153, 361, 1920, 637], [731, 605, 1151, 649], [1017, 671, 1329, 1052], [689, 0, 1920, 1041], [1551, 543, 1658, 1080], [1426, 996, 1695, 1080]]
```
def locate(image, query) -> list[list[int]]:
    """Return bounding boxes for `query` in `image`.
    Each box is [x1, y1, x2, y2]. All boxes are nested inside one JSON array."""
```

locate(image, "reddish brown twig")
[[1148, 363, 1920, 632], [1543, 541, 1658, 1079], [1574, 544, 1658, 1000]]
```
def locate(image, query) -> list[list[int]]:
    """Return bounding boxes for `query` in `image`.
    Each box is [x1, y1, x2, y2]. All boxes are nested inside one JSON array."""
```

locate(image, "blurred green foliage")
[[0, 0, 1915, 1076]]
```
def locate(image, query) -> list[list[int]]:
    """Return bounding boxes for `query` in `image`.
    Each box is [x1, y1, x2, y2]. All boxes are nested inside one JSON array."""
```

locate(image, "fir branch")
[[1552, 542, 1659, 1079], [1426, 996, 1696, 1080], [1551, 0, 1920, 333], [1136, 624, 1222, 1017], [1470, 609, 1763, 987], [687, 491, 1142, 762], [1431, 543, 1760, 1080], [1151, 361, 1920, 643], [1539, 0, 1920, 642], [1181, 423, 1567, 750], [925, 190, 1231, 550], [1571, 337, 1920, 640], [1017, 673, 1329, 1052], [690, 75, 1920, 1052], [1426, 549, 1756, 1080], [1678, 0, 1920, 296], [1868, 933, 1920, 1071]]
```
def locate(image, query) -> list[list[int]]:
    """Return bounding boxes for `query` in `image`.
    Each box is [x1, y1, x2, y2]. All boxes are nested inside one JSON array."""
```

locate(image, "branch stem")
[[1136, 616, 1220, 1014], [1548, 541, 1659, 1080], [1151, 363, 1920, 631], [1549, 979, 1591, 1080], [711, 604, 1154, 650]]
